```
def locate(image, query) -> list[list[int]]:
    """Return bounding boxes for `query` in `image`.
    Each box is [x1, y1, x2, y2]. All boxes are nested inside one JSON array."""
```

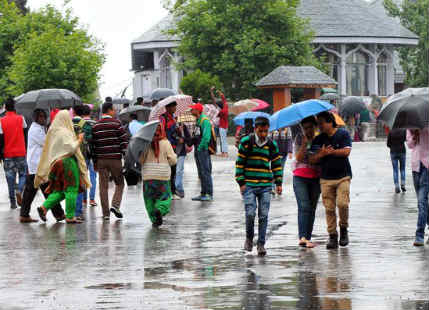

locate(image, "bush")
[[180, 69, 222, 104]]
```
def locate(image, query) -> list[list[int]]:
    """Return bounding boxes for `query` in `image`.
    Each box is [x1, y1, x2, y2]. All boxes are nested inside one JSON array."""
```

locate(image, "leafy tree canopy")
[[180, 69, 222, 103], [384, 0, 428, 87], [170, 0, 319, 100]]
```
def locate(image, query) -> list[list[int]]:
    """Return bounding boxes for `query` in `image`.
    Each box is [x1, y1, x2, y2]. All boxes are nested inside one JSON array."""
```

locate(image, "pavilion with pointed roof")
[[131, 0, 418, 100]]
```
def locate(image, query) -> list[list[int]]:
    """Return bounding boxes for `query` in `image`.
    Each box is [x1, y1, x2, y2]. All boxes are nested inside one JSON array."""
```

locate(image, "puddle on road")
[[85, 283, 133, 290]]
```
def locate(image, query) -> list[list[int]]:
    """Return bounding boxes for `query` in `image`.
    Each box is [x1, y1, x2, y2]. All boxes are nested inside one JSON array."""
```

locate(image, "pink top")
[[406, 127, 429, 172], [292, 136, 321, 179]]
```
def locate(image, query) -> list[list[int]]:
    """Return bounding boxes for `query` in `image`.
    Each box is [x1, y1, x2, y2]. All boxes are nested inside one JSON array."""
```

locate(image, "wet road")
[[0, 142, 428, 310]]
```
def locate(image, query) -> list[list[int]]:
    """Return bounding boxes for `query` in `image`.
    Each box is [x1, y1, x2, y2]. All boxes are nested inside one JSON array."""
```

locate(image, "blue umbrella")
[[269, 99, 334, 131], [233, 111, 271, 127]]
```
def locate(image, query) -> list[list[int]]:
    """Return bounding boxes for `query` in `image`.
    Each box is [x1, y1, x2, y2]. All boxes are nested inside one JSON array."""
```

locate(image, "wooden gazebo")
[[256, 66, 337, 112]]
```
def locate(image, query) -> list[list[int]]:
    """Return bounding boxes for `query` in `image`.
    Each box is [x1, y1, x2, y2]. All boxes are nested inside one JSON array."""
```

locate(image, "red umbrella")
[[250, 99, 270, 111]]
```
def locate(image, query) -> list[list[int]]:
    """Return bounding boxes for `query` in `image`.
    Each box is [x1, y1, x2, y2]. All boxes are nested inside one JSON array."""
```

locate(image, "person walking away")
[[160, 102, 178, 195], [387, 128, 407, 193], [406, 128, 429, 246], [129, 113, 144, 136], [309, 112, 352, 250], [35, 111, 90, 224], [211, 87, 229, 157], [140, 123, 177, 227], [270, 128, 293, 196], [174, 123, 191, 199], [235, 117, 283, 256], [292, 117, 321, 248], [0, 98, 27, 209], [92, 102, 128, 220], [82, 105, 97, 207], [72, 104, 93, 221], [358, 108, 371, 141], [20, 109, 65, 223], [190, 103, 214, 202]]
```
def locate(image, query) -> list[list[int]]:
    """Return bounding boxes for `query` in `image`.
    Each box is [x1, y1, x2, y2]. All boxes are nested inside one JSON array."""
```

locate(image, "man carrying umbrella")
[[160, 102, 179, 196], [406, 128, 429, 246], [309, 111, 353, 250], [189, 103, 214, 202], [0, 98, 28, 209]]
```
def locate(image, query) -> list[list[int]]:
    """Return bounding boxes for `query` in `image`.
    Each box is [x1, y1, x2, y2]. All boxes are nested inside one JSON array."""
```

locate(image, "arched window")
[[377, 53, 388, 96], [346, 51, 370, 96], [159, 54, 172, 89], [315, 49, 340, 82]]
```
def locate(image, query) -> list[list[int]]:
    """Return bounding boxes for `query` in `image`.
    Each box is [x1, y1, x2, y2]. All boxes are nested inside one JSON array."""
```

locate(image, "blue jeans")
[[219, 128, 228, 153], [76, 159, 96, 217], [412, 164, 429, 242], [3, 157, 27, 205], [195, 149, 213, 196], [175, 155, 186, 195], [390, 152, 406, 187], [243, 186, 271, 245], [293, 176, 321, 240]]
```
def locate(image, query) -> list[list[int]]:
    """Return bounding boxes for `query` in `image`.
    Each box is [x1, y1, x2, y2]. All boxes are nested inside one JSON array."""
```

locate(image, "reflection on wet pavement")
[[0, 143, 428, 309]]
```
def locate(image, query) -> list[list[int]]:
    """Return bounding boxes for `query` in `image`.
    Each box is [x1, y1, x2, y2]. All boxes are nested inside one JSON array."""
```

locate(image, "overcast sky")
[[27, 0, 168, 100]]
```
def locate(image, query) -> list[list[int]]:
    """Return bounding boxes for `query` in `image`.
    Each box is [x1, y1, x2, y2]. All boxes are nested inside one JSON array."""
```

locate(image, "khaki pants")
[[320, 177, 351, 234], [97, 159, 125, 217]]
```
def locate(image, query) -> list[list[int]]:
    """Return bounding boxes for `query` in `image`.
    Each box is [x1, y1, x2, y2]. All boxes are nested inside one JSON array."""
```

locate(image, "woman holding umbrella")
[[140, 123, 177, 227], [35, 110, 90, 224]]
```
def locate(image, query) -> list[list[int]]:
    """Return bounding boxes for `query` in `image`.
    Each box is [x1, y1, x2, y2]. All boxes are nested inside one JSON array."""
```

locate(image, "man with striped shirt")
[[235, 117, 283, 256], [92, 102, 129, 220]]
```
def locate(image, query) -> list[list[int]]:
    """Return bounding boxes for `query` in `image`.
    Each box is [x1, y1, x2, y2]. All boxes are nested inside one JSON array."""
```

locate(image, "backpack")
[[200, 117, 217, 155], [74, 119, 91, 159]]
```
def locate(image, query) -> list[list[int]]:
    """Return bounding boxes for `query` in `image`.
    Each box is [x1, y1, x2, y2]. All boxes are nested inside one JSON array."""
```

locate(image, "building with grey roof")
[[131, 0, 418, 99]]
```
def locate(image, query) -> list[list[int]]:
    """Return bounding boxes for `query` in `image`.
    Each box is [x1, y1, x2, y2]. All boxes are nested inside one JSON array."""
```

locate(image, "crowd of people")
[[0, 90, 427, 255]]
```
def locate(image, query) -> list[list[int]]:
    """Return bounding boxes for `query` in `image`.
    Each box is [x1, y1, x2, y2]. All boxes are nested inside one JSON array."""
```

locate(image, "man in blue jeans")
[[0, 98, 28, 209], [190, 103, 214, 202], [387, 128, 407, 193], [235, 117, 283, 256], [407, 128, 429, 246]]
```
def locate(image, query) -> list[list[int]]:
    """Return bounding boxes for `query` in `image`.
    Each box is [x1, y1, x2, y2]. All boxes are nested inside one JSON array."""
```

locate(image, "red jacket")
[[0, 111, 26, 158], [218, 94, 229, 129]]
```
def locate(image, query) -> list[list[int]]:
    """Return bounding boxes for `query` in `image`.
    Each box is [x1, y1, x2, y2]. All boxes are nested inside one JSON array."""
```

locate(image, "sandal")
[[299, 237, 307, 247], [305, 241, 316, 248], [37, 207, 47, 222], [90, 200, 97, 207], [66, 218, 83, 224]]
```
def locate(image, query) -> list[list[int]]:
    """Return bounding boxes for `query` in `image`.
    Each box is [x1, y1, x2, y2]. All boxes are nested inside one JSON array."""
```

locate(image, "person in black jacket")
[[387, 128, 407, 193]]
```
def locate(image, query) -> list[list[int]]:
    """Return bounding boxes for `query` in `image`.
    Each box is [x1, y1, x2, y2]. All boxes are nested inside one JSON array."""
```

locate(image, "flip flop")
[[66, 218, 83, 224], [37, 207, 47, 222]]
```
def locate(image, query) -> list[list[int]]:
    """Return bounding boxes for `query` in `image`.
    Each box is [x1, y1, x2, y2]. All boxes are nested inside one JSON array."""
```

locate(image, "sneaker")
[[192, 195, 203, 201], [90, 200, 97, 207], [257, 244, 267, 256], [110, 207, 123, 219], [10, 203, 17, 210], [15, 192, 23, 207], [413, 238, 424, 247], [200, 195, 213, 202], [175, 191, 185, 199], [326, 233, 338, 249], [103, 216, 110, 221], [401, 185, 406, 193], [244, 239, 253, 252], [153, 209, 163, 227], [339, 227, 349, 247], [172, 194, 182, 200], [395, 187, 401, 194]]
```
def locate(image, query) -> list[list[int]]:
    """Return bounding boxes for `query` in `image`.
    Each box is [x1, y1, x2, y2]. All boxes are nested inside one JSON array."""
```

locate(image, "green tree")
[[384, 0, 428, 87], [8, 0, 27, 14], [0, 1, 104, 102], [170, 0, 318, 100], [180, 69, 222, 103]]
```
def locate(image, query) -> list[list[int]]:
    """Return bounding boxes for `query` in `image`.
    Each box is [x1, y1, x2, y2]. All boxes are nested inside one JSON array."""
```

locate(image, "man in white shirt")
[[20, 109, 65, 223], [128, 113, 144, 136]]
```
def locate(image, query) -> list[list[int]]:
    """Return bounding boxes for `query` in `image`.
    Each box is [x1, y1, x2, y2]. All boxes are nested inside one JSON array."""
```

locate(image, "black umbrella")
[[15, 88, 81, 122], [150, 88, 177, 101], [378, 89, 429, 129], [319, 93, 339, 101], [119, 105, 152, 123], [340, 97, 366, 117], [127, 120, 160, 164]]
